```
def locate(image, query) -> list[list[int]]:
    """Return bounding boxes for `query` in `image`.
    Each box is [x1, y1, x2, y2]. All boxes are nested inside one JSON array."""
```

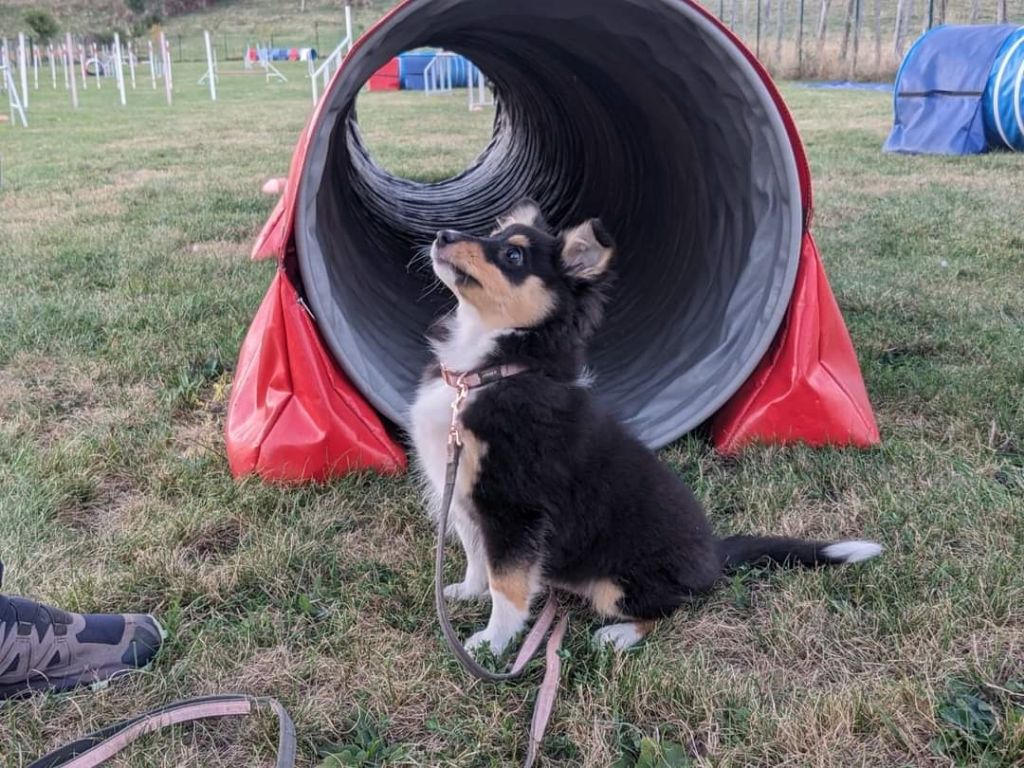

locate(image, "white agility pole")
[[345, 4, 353, 54], [148, 39, 156, 89], [128, 42, 136, 89], [33, 44, 40, 90], [18, 33, 29, 109], [3, 61, 28, 127], [113, 33, 127, 105], [62, 44, 69, 89], [93, 43, 101, 89], [66, 33, 78, 108], [202, 30, 217, 100], [160, 31, 172, 106], [49, 43, 56, 88], [80, 42, 87, 89]]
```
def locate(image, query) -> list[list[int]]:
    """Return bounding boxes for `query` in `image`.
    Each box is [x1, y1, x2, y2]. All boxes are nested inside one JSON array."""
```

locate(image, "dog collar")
[[440, 363, 530, 391]]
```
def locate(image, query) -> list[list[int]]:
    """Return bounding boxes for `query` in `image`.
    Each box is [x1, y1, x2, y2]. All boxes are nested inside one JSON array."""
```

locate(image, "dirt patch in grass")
[[174, 412, 225, 461], [0, 354, 115, 441], [185, 240, 250, 262], [54, 473, 144, 532]]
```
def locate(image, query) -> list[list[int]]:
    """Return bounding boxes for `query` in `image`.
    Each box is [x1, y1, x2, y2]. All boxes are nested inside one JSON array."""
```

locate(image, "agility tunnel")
[[886, 24, 1024, 155], [226, 0, 879, 482]]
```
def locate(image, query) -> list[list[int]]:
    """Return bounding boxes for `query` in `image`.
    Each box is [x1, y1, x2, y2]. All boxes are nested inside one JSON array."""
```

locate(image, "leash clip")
[[441, 365, 469, 453]]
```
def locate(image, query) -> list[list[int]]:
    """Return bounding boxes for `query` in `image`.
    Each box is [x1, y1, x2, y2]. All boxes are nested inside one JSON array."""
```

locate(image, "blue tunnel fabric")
[[983, 28, 1024, 150], [886, 24, 1023, 155]]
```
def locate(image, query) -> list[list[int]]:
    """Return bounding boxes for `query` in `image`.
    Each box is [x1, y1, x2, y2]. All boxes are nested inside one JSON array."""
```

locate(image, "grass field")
[[1, 59, 1023, 768]]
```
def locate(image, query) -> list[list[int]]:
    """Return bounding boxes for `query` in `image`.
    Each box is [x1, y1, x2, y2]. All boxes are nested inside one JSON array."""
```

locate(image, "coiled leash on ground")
[[27, 694, 296, 768], [435, 364, 570, 768]]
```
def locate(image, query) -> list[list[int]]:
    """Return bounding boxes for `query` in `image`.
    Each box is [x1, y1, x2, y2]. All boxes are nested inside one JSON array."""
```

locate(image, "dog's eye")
[[504, 247, 524, 266]]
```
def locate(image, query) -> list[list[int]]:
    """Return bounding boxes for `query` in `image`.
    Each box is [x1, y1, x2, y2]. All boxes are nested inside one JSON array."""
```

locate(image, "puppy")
[[410, 200, 882, 654]]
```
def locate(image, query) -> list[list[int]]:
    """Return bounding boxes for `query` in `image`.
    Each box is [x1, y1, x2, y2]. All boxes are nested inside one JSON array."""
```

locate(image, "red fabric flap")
[[226, 271, 407, 482], [712, 231, 880, 453]]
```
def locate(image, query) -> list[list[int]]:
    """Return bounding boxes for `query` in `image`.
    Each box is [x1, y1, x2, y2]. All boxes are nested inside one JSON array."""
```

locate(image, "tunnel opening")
[[295, 0, 802, 448]]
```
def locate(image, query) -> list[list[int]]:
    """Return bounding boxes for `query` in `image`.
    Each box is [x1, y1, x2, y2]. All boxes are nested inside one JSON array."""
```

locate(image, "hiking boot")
[[0, 563, 165, 699]]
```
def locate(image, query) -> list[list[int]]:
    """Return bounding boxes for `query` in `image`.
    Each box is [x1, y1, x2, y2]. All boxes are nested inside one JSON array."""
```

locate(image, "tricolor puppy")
[[410, 200, 882, 654]]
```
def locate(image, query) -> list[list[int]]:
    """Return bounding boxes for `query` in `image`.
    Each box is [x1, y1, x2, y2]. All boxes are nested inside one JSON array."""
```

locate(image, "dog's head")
[[430, 199, 614, 334]]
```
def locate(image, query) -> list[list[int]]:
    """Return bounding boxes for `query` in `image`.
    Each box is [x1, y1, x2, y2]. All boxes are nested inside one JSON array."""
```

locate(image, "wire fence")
[[162, 25, 351, 63], [136, 0, 1024, 78], [4, 1, 1024, 84], [706, 0, 1024, 79]]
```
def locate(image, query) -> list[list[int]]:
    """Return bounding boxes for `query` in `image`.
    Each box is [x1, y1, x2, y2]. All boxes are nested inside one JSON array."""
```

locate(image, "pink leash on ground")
[[27, 694, 296, 768], [434, 365, 570, 768]]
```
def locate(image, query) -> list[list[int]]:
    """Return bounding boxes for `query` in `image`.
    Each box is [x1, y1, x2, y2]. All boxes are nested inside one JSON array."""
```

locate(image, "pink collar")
[[439, 362, 530, 391]]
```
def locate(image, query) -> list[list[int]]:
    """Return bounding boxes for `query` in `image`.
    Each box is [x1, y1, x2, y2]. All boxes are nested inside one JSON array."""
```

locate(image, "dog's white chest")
[[410, 377, 477, 524], [409, 304, 507, 526], [410, 378, 454, 498]]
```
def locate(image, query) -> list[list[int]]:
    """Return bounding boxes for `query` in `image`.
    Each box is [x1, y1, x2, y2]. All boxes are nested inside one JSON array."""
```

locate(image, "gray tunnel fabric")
[[296, 0, 803, 448]]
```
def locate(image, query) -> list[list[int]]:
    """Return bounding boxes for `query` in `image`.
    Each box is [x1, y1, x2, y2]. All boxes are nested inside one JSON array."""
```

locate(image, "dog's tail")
[[720, 535, 882, 571]]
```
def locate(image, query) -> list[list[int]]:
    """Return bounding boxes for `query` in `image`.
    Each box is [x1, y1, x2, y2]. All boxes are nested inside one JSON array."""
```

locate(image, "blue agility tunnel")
[[885, 24, 1024, 154], [399, 49, 471, 90]]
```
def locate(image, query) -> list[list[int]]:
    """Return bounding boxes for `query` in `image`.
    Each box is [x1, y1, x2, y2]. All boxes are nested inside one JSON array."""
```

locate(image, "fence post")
[[816, 0, 831, 76], [797, 0, 805, 77], [893, 0, 905, 57], [775, 0, 786, 69], [872, 0, 881, 72], [756, 0, 762, 59], [927, 0, 934, 29], [850, 0, 861, 77], [997, 0, 1007, 23], [839, 0, 855, 63]]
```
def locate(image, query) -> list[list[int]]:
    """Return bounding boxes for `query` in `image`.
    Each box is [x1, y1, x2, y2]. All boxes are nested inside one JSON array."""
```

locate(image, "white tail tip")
[[821, 540, 884, 564]]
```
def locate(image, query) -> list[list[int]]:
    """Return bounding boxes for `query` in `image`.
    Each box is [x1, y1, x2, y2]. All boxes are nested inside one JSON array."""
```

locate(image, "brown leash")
[[434, 364, 569, 768], [27, 694, 296, 768]]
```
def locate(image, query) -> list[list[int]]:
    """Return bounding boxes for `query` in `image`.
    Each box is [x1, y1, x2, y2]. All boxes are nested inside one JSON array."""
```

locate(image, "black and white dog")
[[410, 200, 881, 654]]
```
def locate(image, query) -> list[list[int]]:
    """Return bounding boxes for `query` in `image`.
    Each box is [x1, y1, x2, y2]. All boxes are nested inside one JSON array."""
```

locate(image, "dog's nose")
[[436, 229, 459, 246]]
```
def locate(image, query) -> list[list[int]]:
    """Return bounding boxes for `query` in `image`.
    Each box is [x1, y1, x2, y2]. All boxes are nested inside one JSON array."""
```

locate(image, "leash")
[[434, 364, 569, 768], [27, 364, 561, 768], [27, 694, 296, 768]]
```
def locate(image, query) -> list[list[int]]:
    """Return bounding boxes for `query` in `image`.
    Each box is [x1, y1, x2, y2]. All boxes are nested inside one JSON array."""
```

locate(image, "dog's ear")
[[494, 198, 548, 233], [560, 218, 614, 280]]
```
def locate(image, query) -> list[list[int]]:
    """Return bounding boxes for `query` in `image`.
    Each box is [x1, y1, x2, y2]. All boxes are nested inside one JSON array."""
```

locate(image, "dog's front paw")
[[444, 581, 490, 602], [465, 629, 511, 657], [593, 622, 646, 651]]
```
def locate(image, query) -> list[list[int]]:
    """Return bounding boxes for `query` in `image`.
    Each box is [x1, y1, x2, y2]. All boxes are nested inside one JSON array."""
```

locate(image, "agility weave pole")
[[227, 0, 878, 478]]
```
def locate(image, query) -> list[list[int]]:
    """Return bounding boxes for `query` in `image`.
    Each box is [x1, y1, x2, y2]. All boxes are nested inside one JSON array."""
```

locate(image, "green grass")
[[1, 64, 1023, 768]]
